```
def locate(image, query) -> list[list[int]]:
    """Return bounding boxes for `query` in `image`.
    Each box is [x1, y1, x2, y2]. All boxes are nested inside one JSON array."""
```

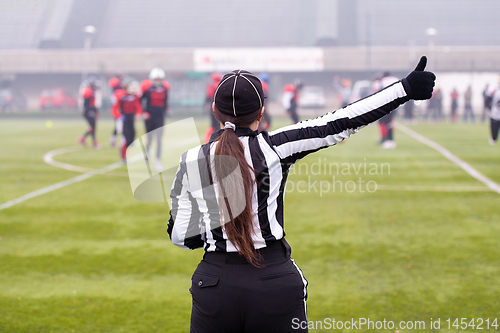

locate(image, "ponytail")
[[213, 107, 263, 267]]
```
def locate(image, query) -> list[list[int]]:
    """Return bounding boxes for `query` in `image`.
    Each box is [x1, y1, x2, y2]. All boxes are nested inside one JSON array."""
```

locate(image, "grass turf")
[[0, 117, 499, 332]]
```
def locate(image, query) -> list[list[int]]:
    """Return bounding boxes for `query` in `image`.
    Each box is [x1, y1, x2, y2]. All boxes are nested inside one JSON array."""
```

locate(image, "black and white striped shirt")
[[167, 80, 409, 252]]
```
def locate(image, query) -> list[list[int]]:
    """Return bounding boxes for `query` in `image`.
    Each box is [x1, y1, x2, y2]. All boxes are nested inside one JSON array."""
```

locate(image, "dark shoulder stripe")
[[270, 96, 407, 148], [183, 191, 204, 250], [248, 135, 276, 243], [199, 143, 226, 250], [349, 96, 408, 128]]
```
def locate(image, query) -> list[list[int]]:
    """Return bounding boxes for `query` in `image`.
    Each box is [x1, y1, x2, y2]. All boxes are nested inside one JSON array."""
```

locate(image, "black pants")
[[259, 107, 272, 131], [463, 105, 475, 122], [491, 118, 500, 141], [379, 112, 394, 141], [121, 116, 135, 159], [190, 239, 308, 333], [123, 117, 135, 147], [145, 115, 164, 133], [145, 115, 165, 158], [404, 101, 413, 120], [451, 101, 458, 121], [83, 108, 97, 139], [210, 107, 219, 129], [289, 103, 299, 124]]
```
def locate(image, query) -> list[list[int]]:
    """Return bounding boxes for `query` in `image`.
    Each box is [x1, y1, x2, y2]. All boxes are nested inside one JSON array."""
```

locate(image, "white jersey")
[[168, 80, 410, 252], [281, 91, 293, 110], [381, 76, 399, 89], [490, 88, 500, 120]]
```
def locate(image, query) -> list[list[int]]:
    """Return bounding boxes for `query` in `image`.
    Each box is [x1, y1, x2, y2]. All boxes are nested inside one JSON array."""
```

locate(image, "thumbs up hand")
[[402, 56, 436, 100]]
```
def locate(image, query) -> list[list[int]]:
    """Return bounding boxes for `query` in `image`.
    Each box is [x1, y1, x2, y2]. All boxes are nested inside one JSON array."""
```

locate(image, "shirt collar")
[[209, 127, 258, 143]]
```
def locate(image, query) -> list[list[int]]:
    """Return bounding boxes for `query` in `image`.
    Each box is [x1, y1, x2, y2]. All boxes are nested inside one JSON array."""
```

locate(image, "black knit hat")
[[214, 70, 264, 116]]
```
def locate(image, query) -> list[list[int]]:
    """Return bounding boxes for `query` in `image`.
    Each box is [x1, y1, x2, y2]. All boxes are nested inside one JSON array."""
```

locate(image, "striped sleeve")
[[167, 152, 204, 250], [269, 81, 409, 164]]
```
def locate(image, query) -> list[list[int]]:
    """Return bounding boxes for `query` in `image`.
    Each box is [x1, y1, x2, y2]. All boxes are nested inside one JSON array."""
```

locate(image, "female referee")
[[167, 57, 435, 333]]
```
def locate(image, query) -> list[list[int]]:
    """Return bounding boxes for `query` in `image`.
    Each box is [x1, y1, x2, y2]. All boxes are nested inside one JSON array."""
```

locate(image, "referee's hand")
[[402, 56, 436, 100]]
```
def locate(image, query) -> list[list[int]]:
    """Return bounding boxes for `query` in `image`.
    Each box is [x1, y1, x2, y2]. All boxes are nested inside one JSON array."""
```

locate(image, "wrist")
[[401, 78, 413, 99]]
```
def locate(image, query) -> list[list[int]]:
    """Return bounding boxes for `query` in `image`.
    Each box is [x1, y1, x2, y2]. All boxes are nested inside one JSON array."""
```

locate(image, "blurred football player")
[[258, 73, 272, 131], [375, 72, 399, 149], [78, 77, 101, 149], [140, 68, 170, 171], [112, 80, 143, 163], [282, 80, 303, 124], [108, 73, 125, 147], [204, 73, 222, 143]]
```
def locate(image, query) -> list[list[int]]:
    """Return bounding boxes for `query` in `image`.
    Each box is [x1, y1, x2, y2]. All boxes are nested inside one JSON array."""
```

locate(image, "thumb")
[[414, 56, 427, 71]]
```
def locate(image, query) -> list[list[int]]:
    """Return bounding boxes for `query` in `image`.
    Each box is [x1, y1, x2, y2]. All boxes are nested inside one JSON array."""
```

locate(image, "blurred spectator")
[[108, 73, 125, 147], [435, 88, 443, 121], [78, 77, 101, 149], [204, 73, 222, 143], [482, 83, 492, 123], [403, 100, 415, 124], [450, 88, 459, 123], [424, 90, 435, 122], [463, 86, 475, 123], [258, 73, 272, 131], [424, 88, 443, 122], [375, 72, 398, 149], [487, 80, 500, 145], [282, 80, 303, 124], [333, 76, 352, 108]]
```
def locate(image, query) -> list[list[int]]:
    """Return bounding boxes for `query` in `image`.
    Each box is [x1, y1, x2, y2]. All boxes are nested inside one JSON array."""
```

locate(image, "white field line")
[[376, 185, 491, 192], [0, 161, 122, 211], [396, 122, 500, 195], [1, 131, 202, 210], [43, 146, 145, 178], [6, 124, 493, 211], [43, 146, 94, 173], [0, 149, 142, 211]]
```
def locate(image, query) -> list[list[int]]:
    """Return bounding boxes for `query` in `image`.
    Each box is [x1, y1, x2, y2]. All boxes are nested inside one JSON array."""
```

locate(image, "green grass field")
[[1, 116, 499, 332]]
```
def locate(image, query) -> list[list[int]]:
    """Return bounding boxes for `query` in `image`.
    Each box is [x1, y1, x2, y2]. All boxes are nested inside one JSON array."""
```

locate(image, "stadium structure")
[[1, 0, 500, 110]]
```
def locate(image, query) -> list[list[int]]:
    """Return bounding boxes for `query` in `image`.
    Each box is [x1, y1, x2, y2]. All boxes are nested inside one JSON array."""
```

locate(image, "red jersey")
[[283, 84, 299, 102], [111, 89, 126, 119], [141, 80, 170, 110], [82, 87, 96, 109], [206, 80, 221, 101], [112, 93, 143, 118], [108, 77, 122, 91], [262, 81, 268, 94]]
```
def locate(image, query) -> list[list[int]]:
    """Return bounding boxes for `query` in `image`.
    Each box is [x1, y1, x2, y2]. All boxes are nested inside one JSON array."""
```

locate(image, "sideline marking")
[[396, 122, 500, 195], [43, 145, 131, 177], [0, 160, 124, 211], [376, 185, 490, 192], [0, 148, 145, 211], [43, 146, 94, 173], [44, 146, 492, 193], [2, 131, 202, 210]]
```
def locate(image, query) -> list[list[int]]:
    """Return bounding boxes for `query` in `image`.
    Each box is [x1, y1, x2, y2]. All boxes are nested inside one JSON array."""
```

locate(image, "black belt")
[[203, 238, 292, 264]]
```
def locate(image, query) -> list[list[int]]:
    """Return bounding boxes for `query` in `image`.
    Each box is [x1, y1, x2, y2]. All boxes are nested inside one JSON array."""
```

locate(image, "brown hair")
[[212, 106, 263, 267]]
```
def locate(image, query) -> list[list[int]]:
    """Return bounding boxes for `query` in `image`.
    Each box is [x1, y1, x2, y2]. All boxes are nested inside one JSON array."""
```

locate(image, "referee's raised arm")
[[269, 56, 435, 166], [164, 62, 434, 333]]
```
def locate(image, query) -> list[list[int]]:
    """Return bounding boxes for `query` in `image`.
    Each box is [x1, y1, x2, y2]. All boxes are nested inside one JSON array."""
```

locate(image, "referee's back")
[[167, 79, 409, 251]]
